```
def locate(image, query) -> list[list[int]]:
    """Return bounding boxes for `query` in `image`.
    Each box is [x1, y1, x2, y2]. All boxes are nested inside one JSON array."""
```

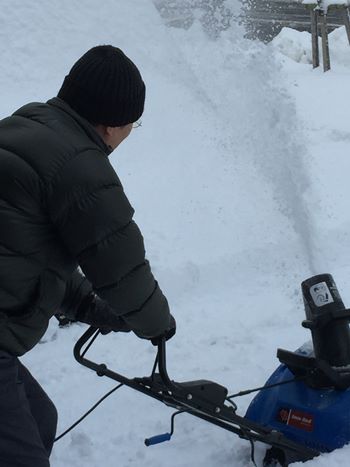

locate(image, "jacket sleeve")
[[59, 268, 92, 320], [47, 148, 170, 338]]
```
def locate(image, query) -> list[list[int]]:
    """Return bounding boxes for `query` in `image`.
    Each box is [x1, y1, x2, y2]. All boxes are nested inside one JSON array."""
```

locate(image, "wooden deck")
[[153, 0, 346, 42], [242, 0, 345, 41]]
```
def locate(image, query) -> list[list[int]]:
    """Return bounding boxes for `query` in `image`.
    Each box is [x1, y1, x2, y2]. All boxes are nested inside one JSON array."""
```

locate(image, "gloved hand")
[[150, 314, 176, 346], [76, 293, 131, 334]]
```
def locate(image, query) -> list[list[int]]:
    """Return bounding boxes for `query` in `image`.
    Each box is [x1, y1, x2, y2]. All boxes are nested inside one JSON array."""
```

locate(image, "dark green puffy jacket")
[[0, 97, 170, 355]]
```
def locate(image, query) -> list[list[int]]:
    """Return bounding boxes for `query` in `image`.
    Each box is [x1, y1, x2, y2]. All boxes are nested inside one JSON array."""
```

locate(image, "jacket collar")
[[47, 97, 112, 156]]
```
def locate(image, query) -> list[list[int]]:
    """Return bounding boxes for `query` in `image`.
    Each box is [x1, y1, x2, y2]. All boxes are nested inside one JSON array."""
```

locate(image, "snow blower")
[[245, 273, 350, 464], [73, 273, 350, 466]]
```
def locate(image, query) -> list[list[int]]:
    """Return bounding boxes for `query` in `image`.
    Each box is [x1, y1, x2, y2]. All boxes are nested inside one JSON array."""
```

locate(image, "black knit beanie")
[[57, 45, 145, 126]]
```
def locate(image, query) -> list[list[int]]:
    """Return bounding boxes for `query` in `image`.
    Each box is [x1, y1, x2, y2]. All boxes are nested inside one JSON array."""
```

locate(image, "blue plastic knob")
[[144, 433, 171, 446]]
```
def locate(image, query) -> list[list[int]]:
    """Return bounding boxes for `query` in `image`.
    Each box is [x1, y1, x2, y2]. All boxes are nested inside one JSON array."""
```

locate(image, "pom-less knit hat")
[[57, 45, 145, 126]]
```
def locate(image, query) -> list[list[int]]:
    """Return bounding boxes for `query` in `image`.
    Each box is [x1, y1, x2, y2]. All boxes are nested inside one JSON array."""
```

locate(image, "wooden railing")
[[242, 0, 345, 41], [303, 1, 350, 70]]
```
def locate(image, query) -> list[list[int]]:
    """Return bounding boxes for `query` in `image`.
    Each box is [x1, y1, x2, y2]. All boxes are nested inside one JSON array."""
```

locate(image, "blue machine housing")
[[245, 359, 350, 452]]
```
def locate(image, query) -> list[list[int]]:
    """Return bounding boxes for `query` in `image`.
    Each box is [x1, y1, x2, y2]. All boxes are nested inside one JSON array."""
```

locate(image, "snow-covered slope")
[[2, 0, 350, 466]]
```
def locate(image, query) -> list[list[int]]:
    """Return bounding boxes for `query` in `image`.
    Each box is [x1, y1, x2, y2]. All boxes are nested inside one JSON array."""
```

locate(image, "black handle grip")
[[73, 326, 99, 364]]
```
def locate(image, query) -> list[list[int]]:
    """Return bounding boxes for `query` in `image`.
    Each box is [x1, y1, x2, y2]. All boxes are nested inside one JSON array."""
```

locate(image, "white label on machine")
[[310, 282, 334, 307]]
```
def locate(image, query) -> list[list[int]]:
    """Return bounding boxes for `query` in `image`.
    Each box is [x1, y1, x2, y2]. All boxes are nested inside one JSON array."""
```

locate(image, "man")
[[0, 45, 175, 467]]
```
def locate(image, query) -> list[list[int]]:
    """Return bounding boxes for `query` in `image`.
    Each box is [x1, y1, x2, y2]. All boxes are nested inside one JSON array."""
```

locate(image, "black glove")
[[150, 314, 176, 346], [76, 293, 131, 334]]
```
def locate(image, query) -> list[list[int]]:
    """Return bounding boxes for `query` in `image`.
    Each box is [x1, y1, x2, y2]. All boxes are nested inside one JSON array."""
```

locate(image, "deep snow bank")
[[271, 26, 350, 69], [271, 25, 350, 284]]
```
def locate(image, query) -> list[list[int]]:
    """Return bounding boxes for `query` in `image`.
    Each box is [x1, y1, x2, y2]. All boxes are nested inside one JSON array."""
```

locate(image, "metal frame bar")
[[73, 326, 318, 465]]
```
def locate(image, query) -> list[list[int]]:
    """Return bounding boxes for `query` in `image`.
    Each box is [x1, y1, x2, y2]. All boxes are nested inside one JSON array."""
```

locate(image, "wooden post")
[[320, 10, 331, 71], [343, 6, 350, 45], [311, 8, 320, 68]]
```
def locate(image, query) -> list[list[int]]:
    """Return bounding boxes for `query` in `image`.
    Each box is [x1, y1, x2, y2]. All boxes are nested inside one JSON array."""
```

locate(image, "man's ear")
[[95, 124, 109, 137], [106, 126, 126, 136]]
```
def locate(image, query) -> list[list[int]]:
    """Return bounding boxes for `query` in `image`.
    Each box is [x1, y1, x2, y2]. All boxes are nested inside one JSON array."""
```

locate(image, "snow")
[[271, 26, 350, 67], [1, 0, 350, 466], [272, 28, 314, 64]]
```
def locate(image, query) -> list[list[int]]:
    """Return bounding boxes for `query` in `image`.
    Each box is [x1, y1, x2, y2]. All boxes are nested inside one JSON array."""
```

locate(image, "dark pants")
[[0, 351, 58, 467]]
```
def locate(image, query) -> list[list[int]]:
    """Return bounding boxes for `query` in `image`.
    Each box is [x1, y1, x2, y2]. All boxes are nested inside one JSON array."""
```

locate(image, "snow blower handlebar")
[[73, 326, 318, 466]]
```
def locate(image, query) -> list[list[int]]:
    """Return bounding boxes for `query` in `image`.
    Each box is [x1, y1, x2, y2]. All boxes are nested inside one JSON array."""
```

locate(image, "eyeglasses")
[[132, 120, 142, 129]]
